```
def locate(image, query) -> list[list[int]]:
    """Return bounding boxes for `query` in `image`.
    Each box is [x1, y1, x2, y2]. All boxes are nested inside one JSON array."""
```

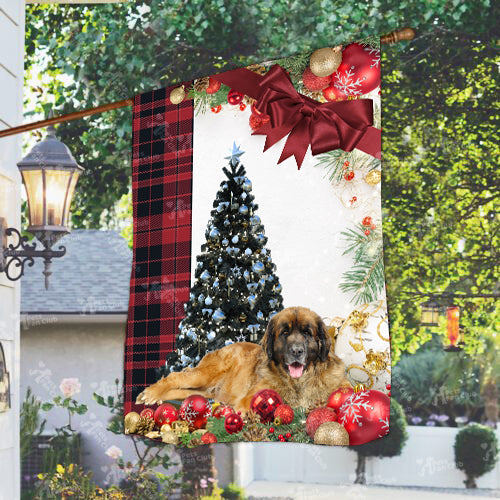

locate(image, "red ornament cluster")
[[250, 389, 283, 423]]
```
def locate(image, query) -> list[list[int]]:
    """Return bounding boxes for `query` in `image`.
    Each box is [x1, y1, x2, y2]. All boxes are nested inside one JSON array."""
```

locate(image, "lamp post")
[[420, 299, 440, 327], [0, 125, 83, 289]]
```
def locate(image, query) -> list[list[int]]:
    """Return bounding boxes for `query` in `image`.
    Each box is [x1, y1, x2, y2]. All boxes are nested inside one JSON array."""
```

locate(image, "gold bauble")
[[314, 422, 350, 446], [171, 420, 190, 435], [162, 430, 179, 445], [170, 85, 185, 105], [124, 411, 140, 434], [309, 47, 342, 77], [239, 313, 247, 323], [365, 170, 382, 186]]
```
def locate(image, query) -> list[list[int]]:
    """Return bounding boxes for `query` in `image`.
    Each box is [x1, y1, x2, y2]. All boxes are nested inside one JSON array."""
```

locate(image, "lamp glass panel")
[[21, 169, 44, 227], [44, 169, 72, 226], [62, 171, 80, 226]]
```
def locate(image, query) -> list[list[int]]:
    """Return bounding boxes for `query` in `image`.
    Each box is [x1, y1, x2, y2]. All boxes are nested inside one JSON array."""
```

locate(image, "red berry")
[[352, 196, 357, 202], [206, 77, 221, 94], [388, 392, 391, 397], [362, 216, 373, 227], [344, 161, 350, 167], [371, 224, 377, 230], [302, 66, 331, 91], [278, 434, 284, 439], [386, 384, 391, 390], [269, 427, 274, 433], [344, 171, 355, 181], [285, 432, 292, 439], [364, 229, 370, 236], [239, 103, 247, 111], [211, 105, 222, 113]]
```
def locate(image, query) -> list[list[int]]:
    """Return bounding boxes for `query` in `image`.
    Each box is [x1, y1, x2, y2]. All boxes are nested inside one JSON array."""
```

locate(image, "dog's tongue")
[[288, 363, 304, 378]]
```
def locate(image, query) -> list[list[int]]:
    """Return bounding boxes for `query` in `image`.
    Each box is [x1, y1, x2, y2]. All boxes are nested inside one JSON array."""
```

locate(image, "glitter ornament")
[[224, 412, 244, 434], [154, 403, 179, 427], [140, 408, 154, 420], [161, 430, 179, 444], [365, 169, 381, 185], [201, 432, 218, 444], [274, 404, 294, 425], [213, 308, 226, 323], [314, 421, 350, 446], [206, 77, 221, 94], [179, 394, 212, 430], [250, 389, 283, 423], [169, 86, 185, 104], [302, 66, 331, 91], [124, 411, 141, 434], [309, 46, 343, 77], [305, 407, 338, 439]]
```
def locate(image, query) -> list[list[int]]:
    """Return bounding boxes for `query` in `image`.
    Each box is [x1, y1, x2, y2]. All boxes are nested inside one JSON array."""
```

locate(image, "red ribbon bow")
[[252, 65, 374, 168]]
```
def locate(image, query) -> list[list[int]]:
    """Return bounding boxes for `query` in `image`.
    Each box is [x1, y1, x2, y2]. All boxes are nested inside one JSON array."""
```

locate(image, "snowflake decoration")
[[364, 46, 380, 68], [333, 68, 364, 96], [203, 406, 213, 419], [378, 416, 390, 438], [339, 391, 374, 426], [235, 333, 247, 342], [231, 265, 242, 277], [181, 402, 199, 425]]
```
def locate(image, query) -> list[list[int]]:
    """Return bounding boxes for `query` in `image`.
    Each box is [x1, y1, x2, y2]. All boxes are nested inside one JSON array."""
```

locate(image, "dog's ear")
[[316, 317, 332, 362], [261, 315, 276, 360]]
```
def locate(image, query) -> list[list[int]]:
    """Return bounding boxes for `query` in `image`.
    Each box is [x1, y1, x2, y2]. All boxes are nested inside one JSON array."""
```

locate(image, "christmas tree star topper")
[[225, 142, 245, 165]]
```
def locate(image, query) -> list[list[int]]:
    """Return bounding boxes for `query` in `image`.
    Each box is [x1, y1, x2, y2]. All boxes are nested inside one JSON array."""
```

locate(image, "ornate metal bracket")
[[0, 218, 66, 290]]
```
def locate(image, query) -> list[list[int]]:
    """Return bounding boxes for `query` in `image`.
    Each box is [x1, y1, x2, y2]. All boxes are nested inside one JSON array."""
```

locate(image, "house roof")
[[21, 230, 132, 314]]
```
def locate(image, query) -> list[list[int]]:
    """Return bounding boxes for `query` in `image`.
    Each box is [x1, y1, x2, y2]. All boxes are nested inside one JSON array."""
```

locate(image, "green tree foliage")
[[454, 423, 498, 488]]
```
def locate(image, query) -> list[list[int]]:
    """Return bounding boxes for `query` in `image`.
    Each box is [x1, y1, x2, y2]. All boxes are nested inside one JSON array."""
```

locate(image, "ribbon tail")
[[277, 120, 310, 169]]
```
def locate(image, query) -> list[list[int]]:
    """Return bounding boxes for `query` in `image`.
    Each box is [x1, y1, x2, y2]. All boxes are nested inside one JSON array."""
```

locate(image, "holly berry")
[[362, 216, 373, 227], [211, 105, 222, 113], [344, 171, 355, 181], [239, 103, 247, 111], [386, 384, 391, 390], [278, 434, 284, 440], [206, 77, 221, 94], [388, 392, 391, 397], [371, 223, 377, 230], [352, 196, 357, 202], [269, 427, 274, 433], [285, 432, 292, 439], [364, 229, 371, 236], [344, 160, 350, 167]]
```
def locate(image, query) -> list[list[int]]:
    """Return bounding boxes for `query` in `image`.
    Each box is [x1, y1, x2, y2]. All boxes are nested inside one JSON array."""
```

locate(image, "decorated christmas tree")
[[164, 143, 284, 373]]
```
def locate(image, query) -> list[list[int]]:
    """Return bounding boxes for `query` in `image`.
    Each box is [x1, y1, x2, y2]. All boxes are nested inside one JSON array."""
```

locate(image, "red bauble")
[[249, 114, 270, 132], [274, 404, 294, 425], [305, 407, 337, 439], [179, 395, 212, 431], [140, 408, 154, 420], [154, 403, 179, 427], [206, 77, 221, 94], [331, 43, 380, 97], [302, 66, 331, 91], [227, 89, 244, 105], [322, 84, 347, 102], [239, 103, 247, 111], [326, 387, 355, 412], [362, 216, 373, 227], [224, 413, 244, 434], [213, 405, 234, 419], [201, 432, 218, 444], [250, 389, 283, 423], [338, 390, 390, 445], [344, 171, 355, 181]]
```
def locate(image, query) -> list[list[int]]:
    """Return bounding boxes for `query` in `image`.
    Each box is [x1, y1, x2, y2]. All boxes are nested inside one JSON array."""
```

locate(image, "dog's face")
[[262, 307, 332, 378]]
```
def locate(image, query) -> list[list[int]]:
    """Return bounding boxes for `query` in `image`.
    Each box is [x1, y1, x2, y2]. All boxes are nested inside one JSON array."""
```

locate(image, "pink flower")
[[105, 445, 123, 460], [200, 478, 208, 488], [59, 378, 81, 398]]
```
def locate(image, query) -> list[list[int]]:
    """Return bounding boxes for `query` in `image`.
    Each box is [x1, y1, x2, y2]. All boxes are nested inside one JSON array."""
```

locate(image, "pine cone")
[[135, 416, 155, 435], [194, 77, 210, 92], [247, 64, 268, 75], [190, 437, 203, 447], [244, 410, 262, 425], [302, 88, 326, 102], [242, 424, 269, 442]]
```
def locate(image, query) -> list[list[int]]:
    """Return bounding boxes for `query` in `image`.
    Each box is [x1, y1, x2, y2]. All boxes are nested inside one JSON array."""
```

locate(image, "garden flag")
[[124, 38, 391, 446]]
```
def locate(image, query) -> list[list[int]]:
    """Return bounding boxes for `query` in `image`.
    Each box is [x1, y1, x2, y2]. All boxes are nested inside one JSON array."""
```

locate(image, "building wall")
[[0, 1, 25, 498]]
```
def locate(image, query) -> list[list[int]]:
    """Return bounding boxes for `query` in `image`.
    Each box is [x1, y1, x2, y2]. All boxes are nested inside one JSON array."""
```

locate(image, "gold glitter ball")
[[365, 170, 382, 186], [363, 349, 387, 375], [124, 411, 140, 434], [309, 46, 342, 77], [162, 430, 179, 445], [171, 420, 190, 435], [170, 86, 186, 105], [314, 422, 350, 446]]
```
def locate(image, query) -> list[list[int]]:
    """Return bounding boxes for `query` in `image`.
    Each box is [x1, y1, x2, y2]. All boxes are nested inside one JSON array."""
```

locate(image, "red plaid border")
[[124, 85, 194, 414]]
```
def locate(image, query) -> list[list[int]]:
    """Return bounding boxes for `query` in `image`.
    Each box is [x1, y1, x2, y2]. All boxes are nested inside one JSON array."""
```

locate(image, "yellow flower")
[[56, 464, 65, 474], [68, 463, 74, 474], [37, 473, 44, 480]]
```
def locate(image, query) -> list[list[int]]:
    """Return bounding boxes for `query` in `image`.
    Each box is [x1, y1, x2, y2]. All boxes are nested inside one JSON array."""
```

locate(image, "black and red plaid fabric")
[[124, 85, 194, 414]]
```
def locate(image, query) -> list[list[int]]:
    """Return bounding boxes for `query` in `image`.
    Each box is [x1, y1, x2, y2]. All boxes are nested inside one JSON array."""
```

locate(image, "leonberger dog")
[[136, 306, 351, 412]]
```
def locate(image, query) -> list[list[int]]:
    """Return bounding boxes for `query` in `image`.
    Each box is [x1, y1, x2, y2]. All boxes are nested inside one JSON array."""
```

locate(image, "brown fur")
[[136, 306, 351, 412]]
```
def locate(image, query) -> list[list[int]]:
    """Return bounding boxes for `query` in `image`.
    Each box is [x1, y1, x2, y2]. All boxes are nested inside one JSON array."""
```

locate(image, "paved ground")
[[245, 481, 500, 500]]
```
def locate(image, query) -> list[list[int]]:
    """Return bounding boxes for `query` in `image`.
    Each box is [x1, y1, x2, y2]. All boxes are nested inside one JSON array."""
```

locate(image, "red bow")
[[252, 65, 374, 168]]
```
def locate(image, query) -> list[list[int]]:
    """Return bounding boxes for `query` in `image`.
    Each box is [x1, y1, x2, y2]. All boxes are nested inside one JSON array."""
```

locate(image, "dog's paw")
[[136, 386, 162, 405]]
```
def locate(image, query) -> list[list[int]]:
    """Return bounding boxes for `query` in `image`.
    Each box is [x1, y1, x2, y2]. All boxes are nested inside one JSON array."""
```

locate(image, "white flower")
[[59, 378, 81, 398], [105, 445, 123, 460]]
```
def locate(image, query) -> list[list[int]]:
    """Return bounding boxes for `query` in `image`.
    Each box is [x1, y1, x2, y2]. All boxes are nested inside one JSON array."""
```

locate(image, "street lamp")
[[420, 299, 440, 327], [0, 125, 83, 289]]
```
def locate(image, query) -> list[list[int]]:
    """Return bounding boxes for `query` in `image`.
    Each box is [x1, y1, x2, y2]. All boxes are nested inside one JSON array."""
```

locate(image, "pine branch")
[[357, 35, 381, 49], [188, 84, 230, 115], [274, 50, 312, 85]]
